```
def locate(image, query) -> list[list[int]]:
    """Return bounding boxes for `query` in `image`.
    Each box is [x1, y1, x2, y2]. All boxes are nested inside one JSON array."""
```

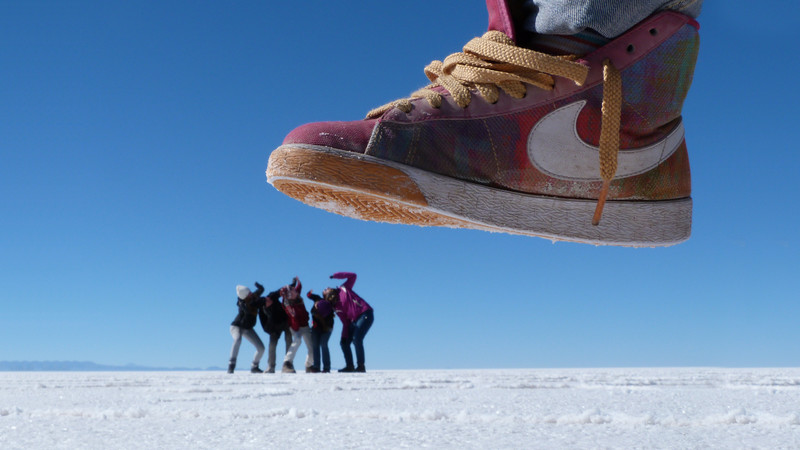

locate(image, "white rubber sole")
[[267, 145, 692, 247]]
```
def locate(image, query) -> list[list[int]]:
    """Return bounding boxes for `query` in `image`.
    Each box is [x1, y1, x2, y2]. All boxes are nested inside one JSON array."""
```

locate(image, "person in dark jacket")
[[229, 282, 266, 374], [258, 289, 293, 373], [307, 290, 335, 373]]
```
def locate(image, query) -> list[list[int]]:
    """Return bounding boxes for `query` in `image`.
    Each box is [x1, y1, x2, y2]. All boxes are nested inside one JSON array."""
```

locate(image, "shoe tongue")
[[486, 0, 517, 42], [525, 29, 610, 56]]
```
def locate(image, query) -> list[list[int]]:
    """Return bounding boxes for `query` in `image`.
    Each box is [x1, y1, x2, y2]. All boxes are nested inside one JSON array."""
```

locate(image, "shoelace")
[[367, 31, 622, 225]]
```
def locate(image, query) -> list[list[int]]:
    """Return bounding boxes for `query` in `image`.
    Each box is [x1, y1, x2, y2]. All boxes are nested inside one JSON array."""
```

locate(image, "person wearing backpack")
[[258, 288, 293, 373], [307, 290, 335, 373], [229, 282, 266, 374]]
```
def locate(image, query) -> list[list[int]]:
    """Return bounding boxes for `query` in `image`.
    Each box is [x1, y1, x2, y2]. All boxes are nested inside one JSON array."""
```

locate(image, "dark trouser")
[[311, 327, 332, 371], [340, 309, 374, 368], [267, 326, 292, 371]]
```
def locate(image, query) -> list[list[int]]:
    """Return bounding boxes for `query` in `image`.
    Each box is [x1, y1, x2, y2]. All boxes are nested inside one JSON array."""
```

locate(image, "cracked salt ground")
[[1, 368, 799, 448]]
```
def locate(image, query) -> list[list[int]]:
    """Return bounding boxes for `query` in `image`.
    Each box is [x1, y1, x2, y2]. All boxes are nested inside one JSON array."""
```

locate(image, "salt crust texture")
[[1, 368, 799, 448]]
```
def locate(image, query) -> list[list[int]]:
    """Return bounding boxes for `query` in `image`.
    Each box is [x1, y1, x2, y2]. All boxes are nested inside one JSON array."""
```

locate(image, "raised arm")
[[331, 272, 356, 291], [253, 282, 265, 297], [291, 277, 302, 296]]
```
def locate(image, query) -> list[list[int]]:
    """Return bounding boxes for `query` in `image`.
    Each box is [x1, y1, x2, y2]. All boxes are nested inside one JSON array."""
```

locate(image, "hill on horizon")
[[0, 360, 220, 371]]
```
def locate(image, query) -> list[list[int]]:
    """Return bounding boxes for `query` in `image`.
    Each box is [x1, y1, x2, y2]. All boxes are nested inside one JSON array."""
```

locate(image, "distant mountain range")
[[0, 361, 222, 371]]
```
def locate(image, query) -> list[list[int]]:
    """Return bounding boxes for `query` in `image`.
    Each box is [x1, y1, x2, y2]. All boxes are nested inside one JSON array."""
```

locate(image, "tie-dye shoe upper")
[[273, 0, 699, 245], [282, 6, 698, 204]]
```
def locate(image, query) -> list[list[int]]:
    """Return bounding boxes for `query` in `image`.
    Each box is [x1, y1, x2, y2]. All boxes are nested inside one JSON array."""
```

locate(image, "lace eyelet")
[[649, 28, 658, 36], [626, 44, 635, 53]]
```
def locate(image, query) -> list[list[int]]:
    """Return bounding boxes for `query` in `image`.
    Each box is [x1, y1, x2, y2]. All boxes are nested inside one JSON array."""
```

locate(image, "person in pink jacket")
[[323, 272, 374, 373]]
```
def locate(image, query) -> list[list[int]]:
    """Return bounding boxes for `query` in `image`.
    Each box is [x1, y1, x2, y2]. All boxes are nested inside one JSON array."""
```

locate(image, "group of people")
[[228, 272, 374, 374]]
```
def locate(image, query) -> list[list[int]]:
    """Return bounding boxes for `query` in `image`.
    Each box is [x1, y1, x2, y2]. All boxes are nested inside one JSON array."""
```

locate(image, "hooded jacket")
[[230, 284, 265, 329], [331, 272, 372, 340], [282, 278, 309, 331], [284, 299, 309, 331], [258, 290, 290, 334]]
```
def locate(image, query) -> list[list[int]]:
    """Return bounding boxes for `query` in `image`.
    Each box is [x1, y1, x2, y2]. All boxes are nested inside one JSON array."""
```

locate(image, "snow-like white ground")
[[1, 368, 799, 449]]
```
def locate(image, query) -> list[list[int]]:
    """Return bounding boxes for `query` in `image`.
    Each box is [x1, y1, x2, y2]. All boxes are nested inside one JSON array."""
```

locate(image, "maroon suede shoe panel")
[[283, 119, 378, 154]]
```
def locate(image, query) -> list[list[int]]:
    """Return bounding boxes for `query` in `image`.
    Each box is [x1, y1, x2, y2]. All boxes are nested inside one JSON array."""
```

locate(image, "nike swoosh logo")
[[527, 100, 685, 181]]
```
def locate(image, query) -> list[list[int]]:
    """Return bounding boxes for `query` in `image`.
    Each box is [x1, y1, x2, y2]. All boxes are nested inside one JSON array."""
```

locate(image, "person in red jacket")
[[280, 277, 315, 373]]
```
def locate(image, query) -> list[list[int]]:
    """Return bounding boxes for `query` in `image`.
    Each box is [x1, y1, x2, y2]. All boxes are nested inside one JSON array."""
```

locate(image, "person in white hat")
[[228, 282, 266, 373]]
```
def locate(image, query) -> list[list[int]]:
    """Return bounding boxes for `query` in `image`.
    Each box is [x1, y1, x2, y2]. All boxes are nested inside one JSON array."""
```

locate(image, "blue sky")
[[1, 1, 798, 370]]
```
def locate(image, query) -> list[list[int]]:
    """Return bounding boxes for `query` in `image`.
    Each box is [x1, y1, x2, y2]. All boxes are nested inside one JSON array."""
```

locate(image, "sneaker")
[[227, 363, 235, 374], [338, 365, 356, 373], [281, 361, 296, 373], [266, 366, 275, 374], [355, 365, 366, 373], [266, 4, 698, 247], [250, 365, 263, 374], [306, 366, 320, 373]]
